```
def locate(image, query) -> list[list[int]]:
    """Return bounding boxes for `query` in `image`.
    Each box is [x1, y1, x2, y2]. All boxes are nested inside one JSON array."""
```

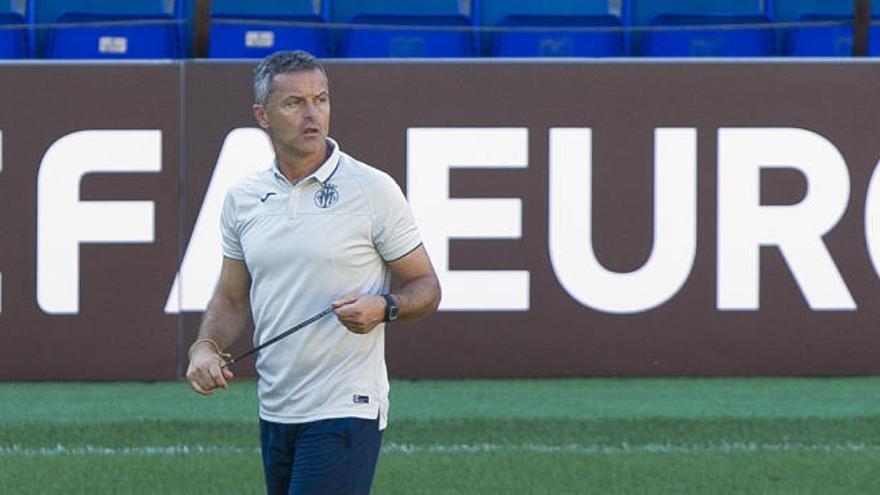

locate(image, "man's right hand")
[[186, 344, 234, 396]]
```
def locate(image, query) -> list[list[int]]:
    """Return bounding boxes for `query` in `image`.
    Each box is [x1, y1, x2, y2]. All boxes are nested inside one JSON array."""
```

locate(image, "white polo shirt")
[[220, 138, 421, 429]]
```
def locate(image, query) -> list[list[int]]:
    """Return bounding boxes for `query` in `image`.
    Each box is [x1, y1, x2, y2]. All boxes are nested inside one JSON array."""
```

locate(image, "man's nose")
[[303, 101, 318, 118]]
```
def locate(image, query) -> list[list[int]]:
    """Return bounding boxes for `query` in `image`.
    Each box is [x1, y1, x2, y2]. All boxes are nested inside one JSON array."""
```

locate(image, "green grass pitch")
[[2, 378, 880, 494]]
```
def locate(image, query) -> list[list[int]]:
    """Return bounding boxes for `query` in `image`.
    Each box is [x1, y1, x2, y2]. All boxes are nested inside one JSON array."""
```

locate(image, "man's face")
[[254, 68, 330, 158]]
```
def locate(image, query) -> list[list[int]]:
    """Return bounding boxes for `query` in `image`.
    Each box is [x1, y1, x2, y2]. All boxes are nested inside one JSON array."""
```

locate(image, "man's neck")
[[275, 142, 330, 184]]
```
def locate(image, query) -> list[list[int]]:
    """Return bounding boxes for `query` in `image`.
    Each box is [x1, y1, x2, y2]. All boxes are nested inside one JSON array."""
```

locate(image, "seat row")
[[1, 0, 878, 59]]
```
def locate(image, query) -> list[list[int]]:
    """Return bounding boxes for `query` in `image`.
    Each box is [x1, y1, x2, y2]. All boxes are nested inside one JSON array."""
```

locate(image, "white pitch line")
[[383, 442, 880, 455], [3, 442, 880, 457], [0, 445, 260, 457]]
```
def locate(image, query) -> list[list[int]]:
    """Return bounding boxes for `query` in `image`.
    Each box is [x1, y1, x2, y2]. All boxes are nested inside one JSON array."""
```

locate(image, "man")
[[186, 50, 441, 495]]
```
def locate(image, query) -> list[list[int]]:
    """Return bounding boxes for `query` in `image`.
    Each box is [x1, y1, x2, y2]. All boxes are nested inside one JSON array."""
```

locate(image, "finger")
[[195, 362, 222, 392], [332, 293, 360, 308], [209, 365, 229, 390], [344, 320, 369, 334], [222, 367, 235, 381], [334, 313, 357, 331], [185, 368, 207, 394], [195, 368, 218, 394], [188, 359, 220, 391], [334, 305, 357, 319], [188, 378, 213, 396], [335, 297, 371, 318]]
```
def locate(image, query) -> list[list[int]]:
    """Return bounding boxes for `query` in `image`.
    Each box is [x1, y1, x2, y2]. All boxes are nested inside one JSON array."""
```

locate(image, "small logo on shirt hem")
[[353, 394, 370, 404]]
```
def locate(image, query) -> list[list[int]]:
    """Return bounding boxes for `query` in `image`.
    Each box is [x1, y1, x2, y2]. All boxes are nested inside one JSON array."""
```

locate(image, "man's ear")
[[253, 104, 270, 129]]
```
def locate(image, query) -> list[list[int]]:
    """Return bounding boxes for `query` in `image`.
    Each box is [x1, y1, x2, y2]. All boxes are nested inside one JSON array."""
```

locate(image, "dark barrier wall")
[[2, 60, 880, 380]]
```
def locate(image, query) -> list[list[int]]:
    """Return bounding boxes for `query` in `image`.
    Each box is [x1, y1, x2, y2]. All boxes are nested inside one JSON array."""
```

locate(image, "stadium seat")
[[330, 0, 467, 25], [490, 14, 624, 57], [34, 0, 180, 58], [772, 0, 861, 22], [331, 0, 474, 58], [208, 0, 329, 58], [338, 14, 476, 58], [45, 12, 180, 59], [772, 1, 880, 56], [626, 0, 770, 56], [641, 14, 775, 57], [0, 12, 27, 58], [626, 0, 767, 26], [478, 0, 621, 57], [209, 14, 329, 58], [784, 14, 880, 56], [0, 0, 27, 58]]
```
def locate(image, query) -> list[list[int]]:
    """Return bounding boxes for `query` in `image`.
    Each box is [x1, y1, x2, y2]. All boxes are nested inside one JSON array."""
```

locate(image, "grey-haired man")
[[186, 50, 441, 494]]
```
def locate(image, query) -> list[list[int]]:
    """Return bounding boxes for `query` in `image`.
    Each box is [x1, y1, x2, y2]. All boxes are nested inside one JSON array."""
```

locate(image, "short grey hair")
[[253, 50, 329, 106]]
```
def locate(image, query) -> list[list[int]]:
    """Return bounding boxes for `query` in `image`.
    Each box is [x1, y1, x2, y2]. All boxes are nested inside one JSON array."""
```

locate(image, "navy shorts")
[[259, 416, 383, 495]]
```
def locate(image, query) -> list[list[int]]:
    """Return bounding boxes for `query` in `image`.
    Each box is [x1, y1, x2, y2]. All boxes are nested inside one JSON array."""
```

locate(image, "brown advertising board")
[[0, 63, 181, 379], [1, 60, 880, 380]]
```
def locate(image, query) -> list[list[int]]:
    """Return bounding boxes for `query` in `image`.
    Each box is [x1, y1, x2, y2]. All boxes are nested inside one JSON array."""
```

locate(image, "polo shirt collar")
[[312, 138, 341, 185], [271, 138, 341, 187]]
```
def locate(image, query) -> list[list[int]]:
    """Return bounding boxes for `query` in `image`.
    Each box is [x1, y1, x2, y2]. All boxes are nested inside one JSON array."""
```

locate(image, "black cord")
[[223, 306, 335, 368]]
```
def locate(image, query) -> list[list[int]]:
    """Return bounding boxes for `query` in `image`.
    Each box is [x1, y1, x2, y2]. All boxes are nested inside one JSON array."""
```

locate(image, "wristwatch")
[[382, 294, 399, 322]]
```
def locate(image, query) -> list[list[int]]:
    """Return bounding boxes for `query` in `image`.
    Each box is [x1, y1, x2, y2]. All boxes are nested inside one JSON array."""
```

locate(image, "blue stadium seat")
[[641, 14, 775, 57], [626, 0, 766, 26], [478, 0, 617, 25], [490, 14, 624, 57], [34, 0, 179, 58], [772, 1, 880, 56], [331, 0, 474, 58], [0, 12, 27, 58], [209, 14, 329, 58], [208, 0, 329, 58], [478, 0, 620, 57], [338, 14, 475, 58], [784, 14, 880, 56], [0, 0, 27, 58], [772, 0, 860, 22], [45, 12, 180, 59], [626, 0, 769, 56], [330, 0, 466, 25]]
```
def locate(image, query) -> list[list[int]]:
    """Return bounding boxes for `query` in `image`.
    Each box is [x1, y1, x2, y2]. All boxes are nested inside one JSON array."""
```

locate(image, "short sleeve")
[[220, 191, 244, 260], [370, 172, 422, 262]]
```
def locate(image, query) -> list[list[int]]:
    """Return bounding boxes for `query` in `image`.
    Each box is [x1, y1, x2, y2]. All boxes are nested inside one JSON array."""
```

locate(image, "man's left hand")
[[332, 293, 386, 334]]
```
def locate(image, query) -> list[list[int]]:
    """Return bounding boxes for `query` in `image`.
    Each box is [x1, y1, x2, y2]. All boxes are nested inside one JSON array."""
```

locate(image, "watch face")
[[383, 295, 399, 322]]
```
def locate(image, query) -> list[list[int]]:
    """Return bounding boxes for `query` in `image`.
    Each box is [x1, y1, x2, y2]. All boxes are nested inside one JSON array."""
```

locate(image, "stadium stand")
[[627, 0, 774, 56], [478, 0, 624, 57], [36, 0, 182, 58], [331, 0, 476, 58], [208, 0, 329, 58], [0, 0, 28, 58], [773, 0, 877, 56], [7, 1, 874, 59]]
